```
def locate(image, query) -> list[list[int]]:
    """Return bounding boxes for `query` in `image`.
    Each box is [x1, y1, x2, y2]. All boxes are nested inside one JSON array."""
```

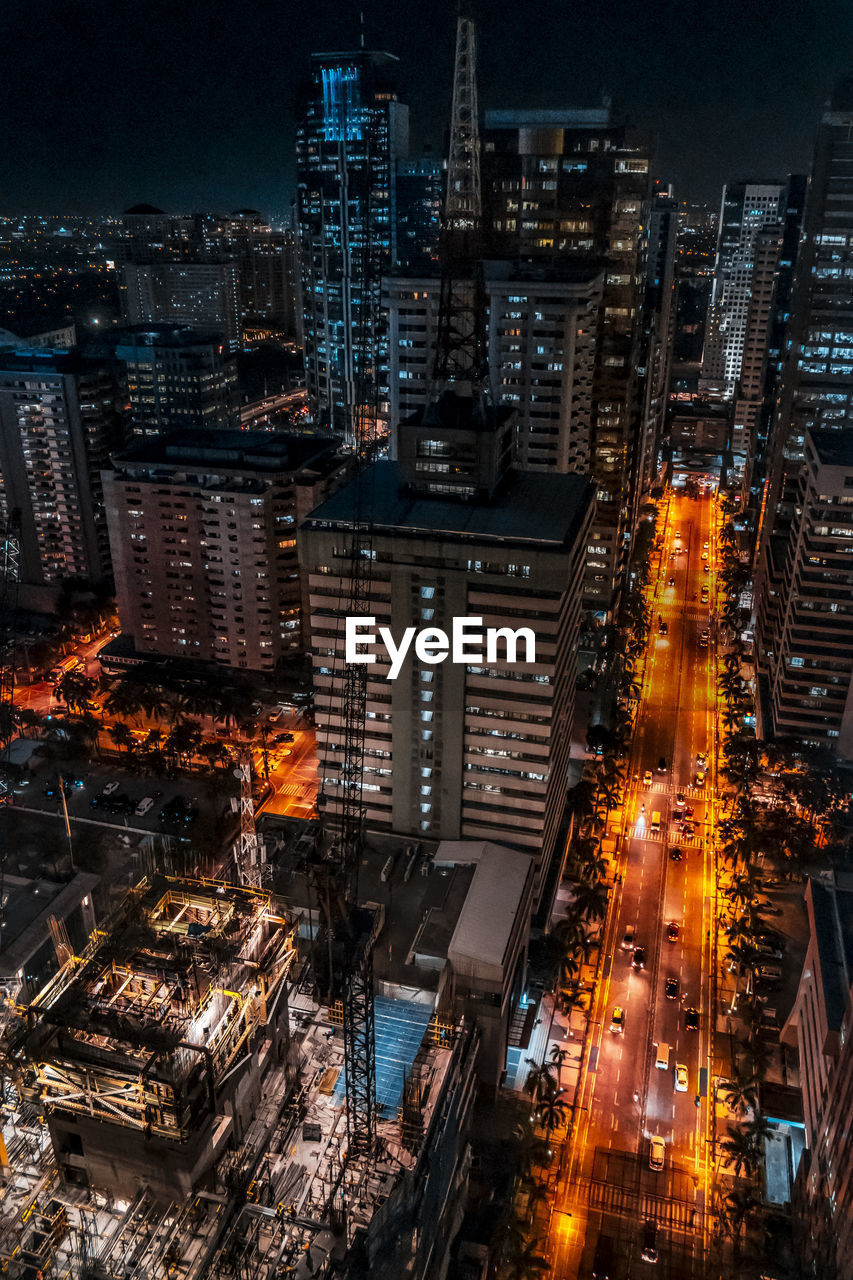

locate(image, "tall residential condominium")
[[638, 189, 678, 495], [393, 154, 443, 274], [89, 325, 237, 436], [120, 260, 242, 355], [300, 388, 593, 912], [0, 349, 128, 593], [384, 262, 602, 474], [700, 181, 786, 397], [783, 875, 853, 1280], [296, 49, 409, 437], [104, 430, 347, 671], [756, 431, 853, 754], [480, 106, 650, 611]]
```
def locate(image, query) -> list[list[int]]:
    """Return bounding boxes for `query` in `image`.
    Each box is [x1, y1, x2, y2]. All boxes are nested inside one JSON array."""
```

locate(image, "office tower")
[[784, 875, 853, 1280], [481, 107, 650, 611], [104, 430, 347, 671], [88, 324, 237, 436], [385, 263, 601, 473], [756, 431, 853, 753], [0, 349, 128, 593], [221, 212, 301, 336], [300, 388, 593, 911], [639, 189, 678, 493], [120, 260, 242, 354], [700, 181, 786, 397], [394, 154, 443, 273], [296, 49, 409, 436]]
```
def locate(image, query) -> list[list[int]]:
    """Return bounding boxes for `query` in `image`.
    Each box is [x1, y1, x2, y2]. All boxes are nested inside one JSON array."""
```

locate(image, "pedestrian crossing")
[[588, 1179, 700, 1231]]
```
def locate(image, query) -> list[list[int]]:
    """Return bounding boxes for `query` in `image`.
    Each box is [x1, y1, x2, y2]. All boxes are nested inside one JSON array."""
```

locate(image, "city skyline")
[[1, 0, 851, 212]]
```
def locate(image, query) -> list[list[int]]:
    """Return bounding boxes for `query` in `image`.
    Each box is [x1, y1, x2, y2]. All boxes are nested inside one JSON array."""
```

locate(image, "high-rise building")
[[0, 349, 128, 593], [300, 388, 593, 911], [480, 107, 650, 611], [120, 260, 242, 354], [756, 430, 853, 754], [700, 181, 786, 397], [104, 430, 347, 671], [393, 154, 443, 273], [638, 189, 678, 494], [296, 50, 409, 437], [783, 874, 853, 1280], [89, 324, 237, 436], [385, 262, 602, 474]]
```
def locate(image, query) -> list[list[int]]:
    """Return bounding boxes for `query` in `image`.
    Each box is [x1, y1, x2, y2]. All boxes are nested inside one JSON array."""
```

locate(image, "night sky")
[[2, 0, 851, 214]]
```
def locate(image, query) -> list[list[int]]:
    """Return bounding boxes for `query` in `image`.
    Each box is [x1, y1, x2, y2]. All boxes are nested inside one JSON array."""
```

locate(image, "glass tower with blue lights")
[[296, 50, 409, 440]]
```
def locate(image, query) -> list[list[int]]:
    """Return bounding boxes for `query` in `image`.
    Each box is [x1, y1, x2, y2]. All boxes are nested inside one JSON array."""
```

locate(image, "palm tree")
[[109, 723, 137, 757], [524, 1057, 559, 1103], [57, 671, 95, 715], [719, 1123, 760, 1178], [536, 1090, 569, 1136], [549, 1044, 571, 1080], [720, 1073, 758, 1118], [572, 881, 608, 923], [522, 1179, 550, 1226], [104, 679, 146, 723], [503, 1237, 550, 1280]]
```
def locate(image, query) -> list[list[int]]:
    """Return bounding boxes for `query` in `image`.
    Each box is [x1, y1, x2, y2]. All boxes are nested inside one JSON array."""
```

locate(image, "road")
[[550, 487, 721, 1278]]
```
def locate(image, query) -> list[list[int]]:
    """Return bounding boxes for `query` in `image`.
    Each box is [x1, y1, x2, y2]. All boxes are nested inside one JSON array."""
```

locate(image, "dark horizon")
[[1, 0, 851, 214]]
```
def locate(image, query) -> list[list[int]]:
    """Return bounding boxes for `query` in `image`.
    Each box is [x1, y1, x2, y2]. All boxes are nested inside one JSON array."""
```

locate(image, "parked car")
[[135, 796, 154, 816], [102, 781, 120, 796], [273, 732, 295, 745]]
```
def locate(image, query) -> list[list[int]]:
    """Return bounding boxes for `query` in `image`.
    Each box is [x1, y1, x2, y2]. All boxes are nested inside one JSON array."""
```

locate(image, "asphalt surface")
[[550, 488, 720, 1279]]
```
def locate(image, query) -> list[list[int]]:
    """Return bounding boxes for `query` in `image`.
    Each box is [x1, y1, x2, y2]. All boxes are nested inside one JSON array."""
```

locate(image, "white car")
[[649, 1136, 665, 1171], [268, 707, 284, 723], [675, 1063, 688, 1092], [102, 781, 120, 796], [135, 796, 154, 816], [643, 770, 654, 787]]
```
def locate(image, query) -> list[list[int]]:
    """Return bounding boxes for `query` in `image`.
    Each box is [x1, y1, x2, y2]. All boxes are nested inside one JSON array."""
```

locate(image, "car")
[[700, 628, 710, 642], [89, 794, 104, 809], [649, 1138, 665, 1172], [610, 1006, 625, 1033], [665, 977, 679, 1000], [632, 946, 646, 970], [273, 732, 295, 745], [102, 781, 120, 796], [698, 634, 708, 649], [685, 1007, 700, 1031], [682, 821, 695, 838], [675, 792, 686, 809], [675, 1063, 688, 1092], [643, 770, 653, 787], [249, 701, 263, 716], [12, 777, 31, 791], [701, 590, 709, 603], [669, 846, 683, 862], [621, 924, 635, 950], [135, 797, 154, 816], [659, 620, 668, 636], [666, 922, 679, 942], [704, 541, 710, 549], [104, 793, 132, 815], [702, 551, 709, 561], [684, 805, 695, 818], [668, 576, 675, 586], [669, 551, 676, 560], [697, 752, 708, 767], [695, 769, 706, 786], [268, 707, 284, 723], [703, 564, 710, 573], [657, 756, 666, 773], [640, 1220, 659, 1263], [280, 747, 294, 757], [674, 530, 681, 539]]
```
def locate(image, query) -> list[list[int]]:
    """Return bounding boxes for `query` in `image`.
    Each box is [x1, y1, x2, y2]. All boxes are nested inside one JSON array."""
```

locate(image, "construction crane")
[[234, 751, 263, 888], [0, 509, 22, 951]]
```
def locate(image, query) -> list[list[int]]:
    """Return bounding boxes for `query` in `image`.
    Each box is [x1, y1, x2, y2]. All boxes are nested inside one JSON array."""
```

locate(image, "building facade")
[[296, 50, 409, 437], [0, 349, 128, 590], [300, 390, 593, 909], [90, 324, 237, 436], [480, 107, 650, 611], [384, 263, 602, 476], [756, 431, 853, 755], [120, 261, 242, 355], [104, 430, 347, 671]]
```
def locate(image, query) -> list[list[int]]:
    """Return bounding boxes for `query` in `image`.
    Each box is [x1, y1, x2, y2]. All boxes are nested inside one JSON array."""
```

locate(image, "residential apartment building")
[[296, 49, 409, 437], [756, 430, 853, 755], [0, 349, 128, 592], [783, 875, 853, 1280], [385, 262, 601, 474], [89, 325, 237, 436], [300, 388, 593, 911], [104, 430, 347, 671], [480, 107, 650, 611]]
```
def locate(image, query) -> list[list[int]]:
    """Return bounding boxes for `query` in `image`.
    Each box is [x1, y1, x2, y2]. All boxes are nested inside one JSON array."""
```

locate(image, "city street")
[[550, 486, 722, 1278]]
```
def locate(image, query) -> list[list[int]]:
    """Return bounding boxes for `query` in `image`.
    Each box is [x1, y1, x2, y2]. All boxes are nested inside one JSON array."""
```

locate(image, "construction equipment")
[[0, 509, 21, 949]]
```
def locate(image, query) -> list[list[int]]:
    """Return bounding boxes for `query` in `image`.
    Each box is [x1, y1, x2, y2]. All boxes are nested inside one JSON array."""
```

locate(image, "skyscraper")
[[700, 181, 786, 398], [480, 107, 650, 611], [0, 349, 128, 597], [120, 260, 242, 354], [296, 50, 409, 437], [393, 154, 443, 274]]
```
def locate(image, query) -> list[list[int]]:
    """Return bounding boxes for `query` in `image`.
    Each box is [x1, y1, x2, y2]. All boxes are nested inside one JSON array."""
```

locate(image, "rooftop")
[[112, 428, 344, 477], [485, 107, 613, 130], [302, 459, 592, 549]]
